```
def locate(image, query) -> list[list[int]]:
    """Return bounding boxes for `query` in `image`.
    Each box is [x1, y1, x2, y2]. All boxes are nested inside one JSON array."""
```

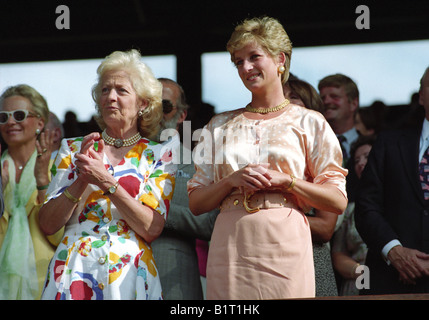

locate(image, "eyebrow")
[[235, 49, 261, 60]]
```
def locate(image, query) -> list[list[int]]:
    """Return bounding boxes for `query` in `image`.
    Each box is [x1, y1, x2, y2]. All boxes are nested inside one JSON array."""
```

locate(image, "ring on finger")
[[37, 153, 42, 158], [42, 148, 47, 153]]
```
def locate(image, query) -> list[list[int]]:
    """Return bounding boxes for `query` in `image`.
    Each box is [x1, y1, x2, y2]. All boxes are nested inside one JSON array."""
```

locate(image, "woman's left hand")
[[34, 129, 55, 186], [80, 132, 102, 157], [263, 168, 290, 190], [74, 139, 111, 187]]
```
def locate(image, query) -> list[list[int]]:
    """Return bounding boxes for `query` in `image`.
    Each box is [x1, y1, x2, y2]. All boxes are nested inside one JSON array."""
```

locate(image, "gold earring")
[[278, 66, 286, 74]]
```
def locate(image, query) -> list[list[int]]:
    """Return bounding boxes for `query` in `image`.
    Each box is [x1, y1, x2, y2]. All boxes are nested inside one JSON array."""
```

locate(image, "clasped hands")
[[388, 245, 429, 285], [228, 163, 291, 194], [74, 132, 107, 186]]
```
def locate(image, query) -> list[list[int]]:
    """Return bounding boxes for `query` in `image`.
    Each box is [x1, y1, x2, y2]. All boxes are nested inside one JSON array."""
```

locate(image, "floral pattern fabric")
[[41, 136, 177, 300]]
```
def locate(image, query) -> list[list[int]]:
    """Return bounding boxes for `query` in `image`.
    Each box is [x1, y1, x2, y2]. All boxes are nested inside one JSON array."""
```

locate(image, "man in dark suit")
[[355, 67, 429, 294], [151, 78, 218, 299]]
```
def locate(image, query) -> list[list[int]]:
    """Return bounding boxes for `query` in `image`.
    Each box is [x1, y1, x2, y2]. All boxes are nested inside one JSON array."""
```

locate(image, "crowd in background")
[[0, 15, 428, 300], [0, 69, 427, 300]]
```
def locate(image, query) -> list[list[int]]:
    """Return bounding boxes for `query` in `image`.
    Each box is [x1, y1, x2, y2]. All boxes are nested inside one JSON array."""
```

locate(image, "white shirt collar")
[[419, 118, 429, 162], [337, 127, 359, 145]]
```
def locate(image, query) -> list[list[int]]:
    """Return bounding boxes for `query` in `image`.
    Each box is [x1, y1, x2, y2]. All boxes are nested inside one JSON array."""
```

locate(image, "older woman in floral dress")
[[39, 49, 177, 300]]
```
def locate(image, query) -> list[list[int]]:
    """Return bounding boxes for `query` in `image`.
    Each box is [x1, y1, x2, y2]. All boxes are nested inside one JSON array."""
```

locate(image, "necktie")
[[419, 146, 429, 200], [338, 135, 348, 166]]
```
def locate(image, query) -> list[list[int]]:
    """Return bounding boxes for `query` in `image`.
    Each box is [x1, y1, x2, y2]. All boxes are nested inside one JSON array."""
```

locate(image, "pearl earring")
[[138, 110, 144, 117], [36, 128, 41, 135], [278, 66, 286, 74]]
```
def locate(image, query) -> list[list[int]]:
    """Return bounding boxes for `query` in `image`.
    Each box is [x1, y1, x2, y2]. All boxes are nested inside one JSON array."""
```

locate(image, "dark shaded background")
[[1, 0, 428, 107]]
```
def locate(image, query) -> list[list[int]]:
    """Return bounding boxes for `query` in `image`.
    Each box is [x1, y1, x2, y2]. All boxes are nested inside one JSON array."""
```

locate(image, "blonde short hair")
[[0, 84, 49, 125], [226, 16, 292, 84], [92, 49, 163, 140]]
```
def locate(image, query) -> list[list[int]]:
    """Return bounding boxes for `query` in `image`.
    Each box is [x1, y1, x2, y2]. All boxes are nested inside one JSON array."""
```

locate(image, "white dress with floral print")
[[41, 136, 177, 300]]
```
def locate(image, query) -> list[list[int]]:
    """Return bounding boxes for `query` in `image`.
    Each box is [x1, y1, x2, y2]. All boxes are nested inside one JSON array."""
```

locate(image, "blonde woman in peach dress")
[[187, 17, 348, 300]]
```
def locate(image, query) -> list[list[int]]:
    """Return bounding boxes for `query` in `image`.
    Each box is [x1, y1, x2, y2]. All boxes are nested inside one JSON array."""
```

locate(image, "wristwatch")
[[103, 181, 119, 196]]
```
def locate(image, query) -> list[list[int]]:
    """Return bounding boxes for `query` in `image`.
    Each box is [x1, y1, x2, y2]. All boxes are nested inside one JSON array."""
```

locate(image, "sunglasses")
[[162, 99, 175, 114], [0, 109, 40, 124]]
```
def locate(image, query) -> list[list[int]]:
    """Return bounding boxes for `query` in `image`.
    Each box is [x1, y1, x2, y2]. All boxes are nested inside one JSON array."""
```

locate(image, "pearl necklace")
[[245, 99, 290, 114], [102, 130, 142, 148]]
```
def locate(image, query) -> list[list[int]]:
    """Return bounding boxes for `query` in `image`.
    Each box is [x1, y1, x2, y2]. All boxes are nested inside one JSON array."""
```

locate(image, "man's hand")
[[388, 245, 429, 284]]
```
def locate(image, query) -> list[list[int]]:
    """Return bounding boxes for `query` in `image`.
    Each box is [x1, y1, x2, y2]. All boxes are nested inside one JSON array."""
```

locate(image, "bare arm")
[[190, 164, 347, 216], [34, 129, 55, 204], [332, 251, 361, 280], [105, 178, 165, 243], [76, 139, 165, 242], [265, 169, 347, 215], [39, 178, 88, 235], [307, 209, 338, 243], [40, 135, 165, 243]]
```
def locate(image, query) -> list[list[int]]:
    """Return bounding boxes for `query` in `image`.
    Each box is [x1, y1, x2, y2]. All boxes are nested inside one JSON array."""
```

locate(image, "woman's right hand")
[[227, 163, 272, 193], [74, 138, 110, 187], [189, 163, 273, 216], [80, 132, 102, 157]]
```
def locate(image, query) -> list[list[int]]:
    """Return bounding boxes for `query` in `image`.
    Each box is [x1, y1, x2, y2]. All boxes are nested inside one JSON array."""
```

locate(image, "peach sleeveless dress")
[[188, 104, 347, 299]]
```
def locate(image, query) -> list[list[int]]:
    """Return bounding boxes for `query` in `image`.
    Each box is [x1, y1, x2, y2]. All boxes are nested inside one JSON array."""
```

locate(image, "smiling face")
[[320, 85, 358, 133], [99, 70, 146, 133], [0, 95, 44, 147], [233, 42, 282, 94]]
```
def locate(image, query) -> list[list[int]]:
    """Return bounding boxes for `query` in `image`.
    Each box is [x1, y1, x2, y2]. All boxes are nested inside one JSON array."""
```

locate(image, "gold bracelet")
[[63, 188, 81, 203], [286, 174, 296, 191]]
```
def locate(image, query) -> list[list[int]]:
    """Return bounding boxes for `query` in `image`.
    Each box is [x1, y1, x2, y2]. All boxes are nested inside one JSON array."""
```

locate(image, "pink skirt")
[[207, 200, 315, 300]]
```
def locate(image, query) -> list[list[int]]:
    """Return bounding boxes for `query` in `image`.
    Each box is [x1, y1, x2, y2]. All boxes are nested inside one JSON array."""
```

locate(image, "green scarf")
[[0, 149, 39, 299]]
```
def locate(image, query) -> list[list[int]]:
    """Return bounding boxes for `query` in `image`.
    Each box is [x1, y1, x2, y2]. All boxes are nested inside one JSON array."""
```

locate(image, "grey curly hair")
[[91, 49, 163, 140]]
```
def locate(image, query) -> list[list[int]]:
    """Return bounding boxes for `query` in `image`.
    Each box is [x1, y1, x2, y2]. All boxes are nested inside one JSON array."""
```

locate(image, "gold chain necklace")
[[245, 99, 290, 114], [102, 130, 142, 148]]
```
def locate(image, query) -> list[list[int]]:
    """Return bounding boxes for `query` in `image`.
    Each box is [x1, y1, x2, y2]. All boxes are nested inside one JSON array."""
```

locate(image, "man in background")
[[319, 74, 360, 202], [151, 78, 218, 299], [355, 67, 429, 294]]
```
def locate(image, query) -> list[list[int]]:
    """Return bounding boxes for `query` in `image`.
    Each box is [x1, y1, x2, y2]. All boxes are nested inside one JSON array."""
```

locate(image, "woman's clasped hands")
[[229, 163, 292, 194], [74, 132, 107, 186]]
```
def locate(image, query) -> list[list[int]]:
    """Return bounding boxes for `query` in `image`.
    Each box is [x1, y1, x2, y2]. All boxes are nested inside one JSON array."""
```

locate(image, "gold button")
[[284, 197, 288, 203], [98, 283, 105, 290], [98, 257, 106, 265], [233, 199, 239, 206], [101, 235, 108, 241]]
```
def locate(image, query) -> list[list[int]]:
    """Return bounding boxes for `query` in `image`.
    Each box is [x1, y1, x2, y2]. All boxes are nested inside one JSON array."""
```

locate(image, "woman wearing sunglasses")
[[0, 84, 62, 299]]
